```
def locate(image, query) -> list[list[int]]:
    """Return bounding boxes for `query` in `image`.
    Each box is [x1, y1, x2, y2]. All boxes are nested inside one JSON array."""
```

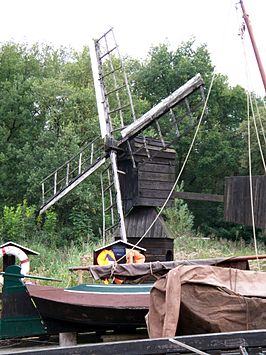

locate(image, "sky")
[[1, 0, 266, 96]]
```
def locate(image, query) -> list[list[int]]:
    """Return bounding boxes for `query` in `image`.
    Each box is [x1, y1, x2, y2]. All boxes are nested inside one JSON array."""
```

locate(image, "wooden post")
[[59, 332, 77, 347], [110, 151, 127, 242], [77, 270, 83, 284]]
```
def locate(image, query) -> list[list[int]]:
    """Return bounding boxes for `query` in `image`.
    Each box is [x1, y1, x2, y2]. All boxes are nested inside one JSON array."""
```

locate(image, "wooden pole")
[[110, 151, 127, 242], [240, 0, 266, 93]]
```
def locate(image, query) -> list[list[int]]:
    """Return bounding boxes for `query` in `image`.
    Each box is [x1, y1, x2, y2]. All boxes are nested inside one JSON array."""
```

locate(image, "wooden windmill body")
[[40, 29, 206, 262]]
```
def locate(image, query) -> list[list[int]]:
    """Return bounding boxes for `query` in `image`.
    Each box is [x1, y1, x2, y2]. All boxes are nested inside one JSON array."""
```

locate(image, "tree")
[[0, 43, 102, 244]]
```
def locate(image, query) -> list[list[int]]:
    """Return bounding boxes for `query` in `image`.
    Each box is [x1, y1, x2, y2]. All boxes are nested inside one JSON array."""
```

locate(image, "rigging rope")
[[247, 91, 260, 269], [249, 94, 266, 173], [254, 97, 266, 145]]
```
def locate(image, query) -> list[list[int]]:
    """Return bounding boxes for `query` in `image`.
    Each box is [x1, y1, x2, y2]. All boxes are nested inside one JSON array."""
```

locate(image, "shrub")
[[0, 200, 36, 242]]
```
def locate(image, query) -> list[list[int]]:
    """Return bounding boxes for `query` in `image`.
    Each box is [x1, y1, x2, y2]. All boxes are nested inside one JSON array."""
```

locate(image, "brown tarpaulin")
[[88, 258, 230, 281], [147, 265, 266, 338]]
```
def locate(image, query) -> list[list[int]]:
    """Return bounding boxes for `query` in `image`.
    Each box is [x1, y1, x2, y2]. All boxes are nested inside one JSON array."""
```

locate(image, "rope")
[[254, 97, 266, 145], [247, 91, 260, 270], [249, 94, 266, 173]]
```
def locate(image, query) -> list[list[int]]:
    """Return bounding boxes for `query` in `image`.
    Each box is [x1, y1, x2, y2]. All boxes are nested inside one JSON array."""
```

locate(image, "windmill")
[[40, 29, 206, 261]]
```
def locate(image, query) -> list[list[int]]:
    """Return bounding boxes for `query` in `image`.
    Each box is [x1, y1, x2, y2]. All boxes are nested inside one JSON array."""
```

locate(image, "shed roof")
[[0, 241, 39, 255], [94, 239, 146, 253]]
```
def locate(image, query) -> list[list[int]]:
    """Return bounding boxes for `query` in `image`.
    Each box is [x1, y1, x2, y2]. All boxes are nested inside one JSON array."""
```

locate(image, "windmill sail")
[[39, 28, 206, 246]]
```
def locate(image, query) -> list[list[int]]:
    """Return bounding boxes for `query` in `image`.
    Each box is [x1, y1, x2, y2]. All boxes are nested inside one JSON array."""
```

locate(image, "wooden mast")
[[239, 0, 266, 93]]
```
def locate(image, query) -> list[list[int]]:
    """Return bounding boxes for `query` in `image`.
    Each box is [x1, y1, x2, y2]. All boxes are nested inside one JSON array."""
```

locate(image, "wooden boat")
[[26, 283, 151, 330], [0, 265, 152, 338]]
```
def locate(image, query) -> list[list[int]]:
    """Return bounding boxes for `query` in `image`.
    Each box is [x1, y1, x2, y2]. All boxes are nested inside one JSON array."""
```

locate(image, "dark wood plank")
[[138, 163, 176, 174], [174, 191, 224, 202], [139, 190, 172, 199], [136, 197, 173, 207], [139, 171, 176, 182], [139, 181, 174, 191]]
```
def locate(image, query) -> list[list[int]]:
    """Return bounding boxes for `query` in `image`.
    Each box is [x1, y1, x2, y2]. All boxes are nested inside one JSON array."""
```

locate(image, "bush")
[[0, 200, 37, 242], [164, 183, 194, 238]]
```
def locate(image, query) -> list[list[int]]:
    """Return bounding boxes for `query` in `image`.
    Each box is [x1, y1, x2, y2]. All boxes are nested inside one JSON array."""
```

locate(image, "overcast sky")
[[1, 0, 266, 96]]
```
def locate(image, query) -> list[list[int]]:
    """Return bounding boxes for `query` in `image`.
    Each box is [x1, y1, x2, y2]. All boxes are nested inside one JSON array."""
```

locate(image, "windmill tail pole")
[[240, 0, 266, 94]]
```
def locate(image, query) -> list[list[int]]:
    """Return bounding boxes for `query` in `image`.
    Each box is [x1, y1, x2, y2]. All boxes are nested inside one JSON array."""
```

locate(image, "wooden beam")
[[174, 191, 224, 203], [119, 74, 204, 144], [11, 330, 266, 354]]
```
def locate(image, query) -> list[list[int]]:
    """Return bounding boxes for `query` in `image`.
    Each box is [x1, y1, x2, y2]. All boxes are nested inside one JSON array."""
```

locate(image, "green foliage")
[[0, 201, 36, 242], [69, 209, 94, 244], [164, 183, 194, 237], [42, 210, 57, 238]]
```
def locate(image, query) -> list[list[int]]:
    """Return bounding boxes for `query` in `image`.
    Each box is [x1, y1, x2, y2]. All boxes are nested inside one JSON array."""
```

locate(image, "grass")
[[22, 241, 96, 287], [174, 234, 266, 270]]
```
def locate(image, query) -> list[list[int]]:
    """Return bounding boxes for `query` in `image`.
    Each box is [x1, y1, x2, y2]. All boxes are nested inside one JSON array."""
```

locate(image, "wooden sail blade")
[[119, 73, 204, 144], [39, 157, 106, 214]]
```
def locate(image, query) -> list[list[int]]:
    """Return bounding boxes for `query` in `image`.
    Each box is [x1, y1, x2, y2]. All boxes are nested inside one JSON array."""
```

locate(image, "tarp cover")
[[147, 265, 266, 338], [88, 258, 229, 281]]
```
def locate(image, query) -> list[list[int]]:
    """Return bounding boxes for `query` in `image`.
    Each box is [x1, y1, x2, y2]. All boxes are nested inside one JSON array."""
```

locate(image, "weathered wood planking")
[[174, 191, 224, 202], [224, 175, 266, 229], [10, 329, 266, 354], [138, 162, 175, 174], [119, 138, 176, 210]]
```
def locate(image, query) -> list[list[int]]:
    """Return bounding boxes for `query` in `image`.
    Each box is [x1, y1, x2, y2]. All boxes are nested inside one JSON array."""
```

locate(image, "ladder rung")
[[96, 28, 113, 42], [100, 46, 116, 60], [105, 222, 120, 232], [103, 182, 114, 193], [101, 65, 122, 79], [109, 104, 130, 114], [101, 164, 111, 174], [106, 84, 126, 96], [105, 203, 116, 213]]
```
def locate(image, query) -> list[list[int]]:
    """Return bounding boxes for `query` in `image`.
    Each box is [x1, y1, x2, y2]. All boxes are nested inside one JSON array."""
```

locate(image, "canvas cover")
[[88, 258, 229, 282], [147, 265, 266, 338]]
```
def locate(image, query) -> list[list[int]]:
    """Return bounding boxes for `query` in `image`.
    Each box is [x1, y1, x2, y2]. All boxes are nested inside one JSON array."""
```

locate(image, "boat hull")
[[26, 283, 150, 330]]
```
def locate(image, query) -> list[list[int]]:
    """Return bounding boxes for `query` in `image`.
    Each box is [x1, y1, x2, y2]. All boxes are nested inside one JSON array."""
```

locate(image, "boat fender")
[[96, 249, 116, 266], [126, 250, 145, 264], [97, 249, 124, 285], [0, 246, 30, 285]]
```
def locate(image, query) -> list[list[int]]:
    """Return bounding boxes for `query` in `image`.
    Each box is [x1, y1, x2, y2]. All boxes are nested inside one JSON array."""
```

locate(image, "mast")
[[239, 0, 266, 93]]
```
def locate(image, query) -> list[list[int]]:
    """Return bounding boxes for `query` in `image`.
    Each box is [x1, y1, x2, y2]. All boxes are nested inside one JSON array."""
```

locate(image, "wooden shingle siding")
[[119, 137, 176, 210]]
